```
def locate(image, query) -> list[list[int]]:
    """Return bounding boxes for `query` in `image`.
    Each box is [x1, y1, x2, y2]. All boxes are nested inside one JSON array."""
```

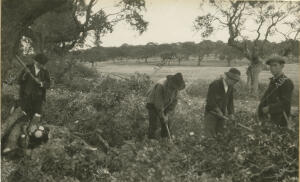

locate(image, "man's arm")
[[152, 84, 166, 120], [206, 82, 223, 115], [227, 88, 234, 115], [165, 98, 178, 114], [257, 84, 272, 118], [17, 69, 28, 85], [41, 70, 51, 89]]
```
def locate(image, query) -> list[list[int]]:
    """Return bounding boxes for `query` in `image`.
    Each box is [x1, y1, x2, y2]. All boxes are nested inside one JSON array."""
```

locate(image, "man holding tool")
[[204, 68, 241, 138], [2, 54, 51, 154], [257, 55, 294, 127], [146, 73, 185, 141], [17, 53, 51, 119]]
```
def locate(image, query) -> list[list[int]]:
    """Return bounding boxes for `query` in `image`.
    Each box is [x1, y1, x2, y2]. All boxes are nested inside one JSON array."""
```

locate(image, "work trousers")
[[146, 103, 170, 139], [203, 112, 225, 138], [20, 94, 43, 120]]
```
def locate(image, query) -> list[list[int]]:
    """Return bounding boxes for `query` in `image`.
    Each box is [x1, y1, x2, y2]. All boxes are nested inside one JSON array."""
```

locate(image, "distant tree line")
[[72, 39, 299, 66]]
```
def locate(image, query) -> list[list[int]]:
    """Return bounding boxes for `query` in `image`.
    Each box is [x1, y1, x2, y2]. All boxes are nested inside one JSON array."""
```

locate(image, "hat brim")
[[34, 59, 47, 65], [225, 72, 240, 81]]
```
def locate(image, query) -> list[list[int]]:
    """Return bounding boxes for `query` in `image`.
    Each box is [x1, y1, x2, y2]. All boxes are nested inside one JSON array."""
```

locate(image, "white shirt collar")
[[222, 76, 228, 93]]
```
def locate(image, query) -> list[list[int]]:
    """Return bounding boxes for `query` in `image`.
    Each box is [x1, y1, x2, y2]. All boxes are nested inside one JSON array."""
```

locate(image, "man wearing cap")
[[204, 68, 241, 137], [257, 55, 294, 127], [2, 54, 51, 154], [146, 73, 185, 140]]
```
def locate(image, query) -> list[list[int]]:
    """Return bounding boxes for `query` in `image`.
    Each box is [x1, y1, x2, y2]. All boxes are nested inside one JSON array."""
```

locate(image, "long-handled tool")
[[161, 115, 173, 143], [15, 55, 41, 84], [165, 122, 173, 143]]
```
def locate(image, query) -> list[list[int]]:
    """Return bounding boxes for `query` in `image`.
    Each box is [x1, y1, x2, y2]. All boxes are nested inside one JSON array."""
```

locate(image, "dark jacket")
[[146, 78, 178, 115], [18, 64, 50, 102], [258, 74, 294, 126], [205, 78, 234, 116]]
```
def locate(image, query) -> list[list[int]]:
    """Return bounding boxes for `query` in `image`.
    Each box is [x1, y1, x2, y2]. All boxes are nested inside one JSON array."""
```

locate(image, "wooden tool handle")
[[15, 55, 41, 84]]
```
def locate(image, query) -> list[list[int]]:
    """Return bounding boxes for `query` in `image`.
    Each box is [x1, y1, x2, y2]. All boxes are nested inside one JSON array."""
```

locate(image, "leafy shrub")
[[1, 84, 19, 121], [46, 54, 97, 91], [177, 111, 298, 182], [63, 77, 94, 92], [7, 125, 107, 182], [43, 73, 152, 147]]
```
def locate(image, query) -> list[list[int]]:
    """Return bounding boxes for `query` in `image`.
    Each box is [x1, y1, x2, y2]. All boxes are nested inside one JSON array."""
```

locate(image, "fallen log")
[[1, 107, 26, 139]]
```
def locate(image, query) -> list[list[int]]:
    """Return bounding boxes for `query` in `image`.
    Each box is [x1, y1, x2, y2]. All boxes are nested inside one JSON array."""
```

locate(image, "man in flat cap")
[[2, 54, 51, 154], [146, 73, 185, 140], [204, 68, 241, 138], [257, 55, 294, 127]]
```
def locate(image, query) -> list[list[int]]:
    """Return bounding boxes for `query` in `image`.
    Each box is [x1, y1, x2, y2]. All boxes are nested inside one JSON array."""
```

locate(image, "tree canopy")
[[24, 0, 148, 54]]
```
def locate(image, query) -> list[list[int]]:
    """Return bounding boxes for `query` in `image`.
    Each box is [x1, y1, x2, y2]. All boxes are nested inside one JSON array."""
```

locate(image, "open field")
[[94, 61, 299, 85], [109, 56, 250, 67]]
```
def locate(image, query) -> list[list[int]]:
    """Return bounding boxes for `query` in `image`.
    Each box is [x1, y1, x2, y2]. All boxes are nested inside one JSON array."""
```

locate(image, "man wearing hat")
[[2, 54, 51, 154], [146, 73, 185, 140], [17, 53, 51, 119], [257, 55, 294, 127], [204, 68, 241, 137]]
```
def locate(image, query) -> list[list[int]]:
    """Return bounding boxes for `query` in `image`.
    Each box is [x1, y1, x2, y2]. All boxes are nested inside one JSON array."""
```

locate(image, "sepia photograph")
[[1, 0, 299, 181]]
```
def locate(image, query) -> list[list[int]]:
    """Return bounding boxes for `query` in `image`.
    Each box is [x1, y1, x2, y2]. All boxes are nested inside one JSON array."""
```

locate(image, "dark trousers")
[[203, 112, 225, 138], [20, 94, 43, 120], [259, 113, 288, 127], [146, 103, 170, 139], [271, 114, 288, 127]]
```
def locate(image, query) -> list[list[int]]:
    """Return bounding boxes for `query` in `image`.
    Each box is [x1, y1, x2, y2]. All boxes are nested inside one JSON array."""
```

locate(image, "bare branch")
[[213, 16, 227, 25], [105, 9, 127, 18], [294, 30, 300, 40], [83, 0, 96, 28]]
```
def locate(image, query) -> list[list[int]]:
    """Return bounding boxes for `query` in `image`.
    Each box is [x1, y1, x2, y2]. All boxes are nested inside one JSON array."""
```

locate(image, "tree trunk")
[[227, 59, 232, 67], [197, 55, 203, 66], [246, 66, 251, 89], [247, 63, 262, 95], [1, 107, 25, 139]]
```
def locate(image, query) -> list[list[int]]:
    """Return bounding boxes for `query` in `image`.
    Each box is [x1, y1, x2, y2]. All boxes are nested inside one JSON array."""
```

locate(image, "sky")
[[86, 0, 295, 47]]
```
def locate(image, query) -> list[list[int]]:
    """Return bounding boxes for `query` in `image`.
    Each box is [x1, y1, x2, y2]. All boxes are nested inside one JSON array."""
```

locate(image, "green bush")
[[1, 84, 19, 121], [7, 125, 108, 182], [104, 110, 298, 182], [43, 73, 152, 147], [46, 54, 97, 91]]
